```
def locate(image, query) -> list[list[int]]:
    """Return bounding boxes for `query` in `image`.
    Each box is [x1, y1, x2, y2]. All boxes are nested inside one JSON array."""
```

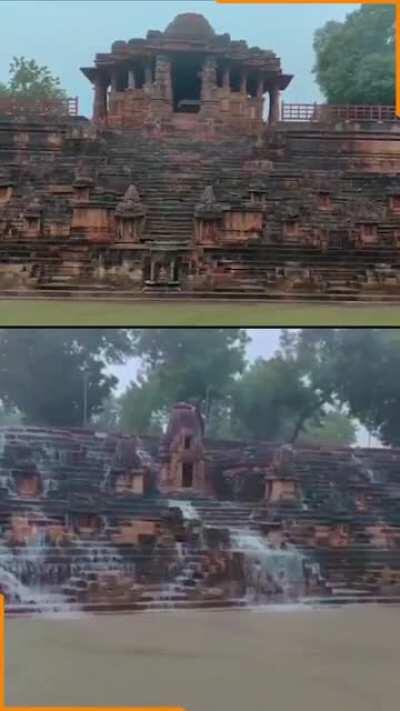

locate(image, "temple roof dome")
[[164, 13, 215, 40]]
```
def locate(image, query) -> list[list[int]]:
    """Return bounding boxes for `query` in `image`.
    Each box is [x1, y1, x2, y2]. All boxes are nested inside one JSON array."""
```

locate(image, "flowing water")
[[228, 528, 307, 600]]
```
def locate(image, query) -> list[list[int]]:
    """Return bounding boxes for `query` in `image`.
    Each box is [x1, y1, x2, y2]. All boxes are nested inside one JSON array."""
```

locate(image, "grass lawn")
[[0, 299, 399, 326]]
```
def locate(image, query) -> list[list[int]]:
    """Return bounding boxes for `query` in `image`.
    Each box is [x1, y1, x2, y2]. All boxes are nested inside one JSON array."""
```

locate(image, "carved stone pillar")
[[128, 69, 136, 89], [269, 85, 280, 124], [155, 54, 172, 101], [201, 56, 217, 101], [93, 74, 108, 121], [111, 69, 119, 92], [144, 63, 153, 88], [240, 69, 248, 95], [223, 67, 230, 91]]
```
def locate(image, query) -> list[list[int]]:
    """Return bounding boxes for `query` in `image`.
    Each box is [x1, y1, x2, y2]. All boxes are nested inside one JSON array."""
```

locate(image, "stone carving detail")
[[195, 186, 224, 219], [194, 185, 226, 245], [201, 56, 218, 102], [115, 184, 147, 242], [24, 197, 43, 237], [154, 55, 172, 102]]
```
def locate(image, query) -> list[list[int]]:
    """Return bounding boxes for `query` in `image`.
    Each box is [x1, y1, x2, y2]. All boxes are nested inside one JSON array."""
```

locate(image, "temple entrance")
[[182, 462, 194, 488], [171, 55, 202, 113]]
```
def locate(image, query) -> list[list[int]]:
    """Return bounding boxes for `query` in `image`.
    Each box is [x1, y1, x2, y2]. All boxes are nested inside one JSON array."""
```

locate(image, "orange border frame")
[[217, 1, 400, 116], [0, 598, 185, 711]]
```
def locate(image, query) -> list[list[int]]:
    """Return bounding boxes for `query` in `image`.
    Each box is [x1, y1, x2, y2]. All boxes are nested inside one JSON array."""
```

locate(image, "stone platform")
[[1, 406, 400, 614]]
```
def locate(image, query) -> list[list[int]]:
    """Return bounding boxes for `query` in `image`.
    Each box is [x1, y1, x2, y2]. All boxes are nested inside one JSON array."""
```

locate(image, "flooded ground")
[[6, 605, 400, 711]]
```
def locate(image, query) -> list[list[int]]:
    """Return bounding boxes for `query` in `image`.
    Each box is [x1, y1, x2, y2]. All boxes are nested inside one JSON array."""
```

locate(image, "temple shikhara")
[[2, 403, 400, 614], [1, 13, 400, 299]]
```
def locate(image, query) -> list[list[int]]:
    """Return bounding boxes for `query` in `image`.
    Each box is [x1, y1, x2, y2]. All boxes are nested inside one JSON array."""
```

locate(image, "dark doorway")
[[171, 55, 202, 113], [182, 462, 194, 488]]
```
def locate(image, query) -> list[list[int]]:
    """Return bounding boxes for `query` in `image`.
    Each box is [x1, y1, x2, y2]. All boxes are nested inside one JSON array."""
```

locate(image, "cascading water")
[[157, 501, 201, 606], [136, 439, 157, 470], [228, 528, 307, 603], [351, 452, 378, 484], [168, 500, 199, 521]]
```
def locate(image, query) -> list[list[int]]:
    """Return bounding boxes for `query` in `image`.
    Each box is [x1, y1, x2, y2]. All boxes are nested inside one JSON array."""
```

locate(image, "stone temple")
[[1, 13, 400, 299], [82, 12, 291, 130], [2, 403, 400, 615]]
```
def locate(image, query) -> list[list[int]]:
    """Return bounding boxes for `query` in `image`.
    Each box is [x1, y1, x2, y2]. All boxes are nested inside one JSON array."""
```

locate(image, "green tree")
[[119, 376, 165, 435], [0, 57, 67, 101], [291, 329, 400, 447], [299, 410, 357, 447], [230, 356, 326, 442], [120, 329, 249, 434], [0, 329, 134, 427], [313, 6, 395, 104]]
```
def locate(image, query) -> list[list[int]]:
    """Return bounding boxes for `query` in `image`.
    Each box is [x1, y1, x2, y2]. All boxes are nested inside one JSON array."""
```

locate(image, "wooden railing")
[[0, 96, 79, 118], [281, 103, 398, 123]]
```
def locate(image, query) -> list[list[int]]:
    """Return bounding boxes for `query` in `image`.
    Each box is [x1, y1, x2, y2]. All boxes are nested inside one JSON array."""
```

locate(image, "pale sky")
[[0, 1, 359, 116]]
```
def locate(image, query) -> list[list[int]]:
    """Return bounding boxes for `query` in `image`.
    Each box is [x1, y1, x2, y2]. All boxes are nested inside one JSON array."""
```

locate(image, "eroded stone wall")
[[1, 118, 400, 298], [0, 422, 400, 614]]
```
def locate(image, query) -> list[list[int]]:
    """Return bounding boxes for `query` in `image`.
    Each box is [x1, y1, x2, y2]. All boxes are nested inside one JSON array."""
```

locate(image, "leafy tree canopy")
[[120, 329, 249, 434], [298, 410, 357, 447], [0, 57, 67, 101], [230, 356, 326, 442], [313, 6, 395, 104], [0, 329, 134, 427], [289, 329, 400, 447]]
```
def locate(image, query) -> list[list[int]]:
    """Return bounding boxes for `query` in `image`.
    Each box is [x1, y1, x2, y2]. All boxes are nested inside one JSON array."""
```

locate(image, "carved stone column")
[[155, 54, 172, 102], [257, 75, 264, 98], [93, 74, 108, 121], [269, 85, 280, 124], [128, 69, 136, 90], [240, 69, 248, 95], [111, 69, 119, 92], [201, 56, 217, 101], [223, 66, 230, 91], [144, 63, 153, 88]]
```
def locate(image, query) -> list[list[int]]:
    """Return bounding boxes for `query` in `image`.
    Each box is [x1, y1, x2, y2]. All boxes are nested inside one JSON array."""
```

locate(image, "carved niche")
[[115, 184, 147, 243], [194, 186, 225, 245], [23, 197, 43, 238]]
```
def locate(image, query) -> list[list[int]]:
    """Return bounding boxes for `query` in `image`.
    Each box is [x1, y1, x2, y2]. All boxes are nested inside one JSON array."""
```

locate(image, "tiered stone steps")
[[3, 428, 400, 614]]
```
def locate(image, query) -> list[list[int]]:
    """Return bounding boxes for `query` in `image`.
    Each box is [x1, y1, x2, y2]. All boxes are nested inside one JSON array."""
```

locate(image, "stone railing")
[[0, 96, 79, 119], [281, 103, 398, 123]]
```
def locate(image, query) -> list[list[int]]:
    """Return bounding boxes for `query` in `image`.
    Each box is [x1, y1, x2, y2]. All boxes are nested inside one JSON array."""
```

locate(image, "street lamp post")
[[83, 371, 89, 428]]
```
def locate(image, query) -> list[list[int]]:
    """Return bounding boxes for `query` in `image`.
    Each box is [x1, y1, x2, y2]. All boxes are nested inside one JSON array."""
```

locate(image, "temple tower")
[[159, 402, 208, 494]]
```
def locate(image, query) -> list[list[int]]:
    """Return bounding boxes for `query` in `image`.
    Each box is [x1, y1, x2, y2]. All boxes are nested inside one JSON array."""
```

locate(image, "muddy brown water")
[[6, 606, 400, 711]]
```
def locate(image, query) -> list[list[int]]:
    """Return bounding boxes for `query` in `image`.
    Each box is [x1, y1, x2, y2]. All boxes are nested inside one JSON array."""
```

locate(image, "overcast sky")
[[1, 1, 359, 115]]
